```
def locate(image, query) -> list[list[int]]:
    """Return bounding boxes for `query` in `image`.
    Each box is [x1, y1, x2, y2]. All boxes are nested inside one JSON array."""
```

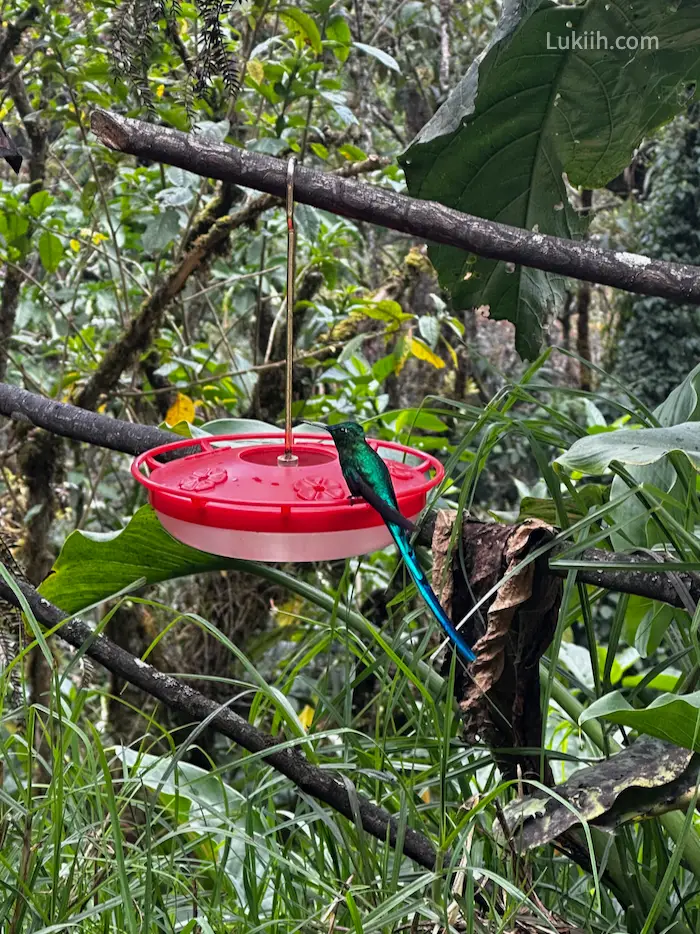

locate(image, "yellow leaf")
[[409, 337, 445, 369], [276, 596, 303, 627], [155, 83, 165, 98], [298, 705, 315, 731], [247, 59, 264, 84], [165, 393, 196, 426], [445, 341, 458, 369], [420, 787, 431, 804], [69, 239, 80, 252]]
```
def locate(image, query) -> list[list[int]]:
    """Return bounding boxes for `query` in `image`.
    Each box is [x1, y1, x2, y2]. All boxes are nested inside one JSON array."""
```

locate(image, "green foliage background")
[[0, 2, 700, 933]]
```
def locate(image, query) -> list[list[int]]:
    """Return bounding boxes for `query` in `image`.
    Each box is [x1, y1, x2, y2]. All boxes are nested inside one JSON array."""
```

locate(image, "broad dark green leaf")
[[295, 202, 321, 242], [28, 191, 53, 216], [401, 0, 700, 357], [394, 409, 448, 433], [39, 505, 244, 614], [326, 15, 351, 62], [250, 137, 289, 155], [357, 299, 412, 322]]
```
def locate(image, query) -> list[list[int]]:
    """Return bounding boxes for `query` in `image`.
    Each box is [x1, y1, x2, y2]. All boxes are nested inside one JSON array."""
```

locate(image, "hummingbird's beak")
[[301, 420, 330, 433]]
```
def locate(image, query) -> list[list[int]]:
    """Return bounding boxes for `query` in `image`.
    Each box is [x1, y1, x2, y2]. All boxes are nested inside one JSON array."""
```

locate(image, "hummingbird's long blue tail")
[[388, 523, 476, 663]]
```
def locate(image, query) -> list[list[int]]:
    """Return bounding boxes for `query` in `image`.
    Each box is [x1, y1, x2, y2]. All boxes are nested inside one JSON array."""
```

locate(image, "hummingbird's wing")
[[352, 475, 416, 533], [0, 124, 21, 174]]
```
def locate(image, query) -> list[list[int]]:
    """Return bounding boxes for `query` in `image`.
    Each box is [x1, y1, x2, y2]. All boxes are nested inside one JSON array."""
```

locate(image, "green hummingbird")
[[307, 420, 476, 663]]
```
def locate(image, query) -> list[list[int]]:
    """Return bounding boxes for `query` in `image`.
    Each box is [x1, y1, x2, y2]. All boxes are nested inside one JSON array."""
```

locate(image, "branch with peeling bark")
[[91, 108, 700, 305], [1, 382, 699, 610]]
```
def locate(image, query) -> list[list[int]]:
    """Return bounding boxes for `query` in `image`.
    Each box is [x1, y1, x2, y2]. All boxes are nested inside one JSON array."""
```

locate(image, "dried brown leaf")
[[432, 517, 562, 780]]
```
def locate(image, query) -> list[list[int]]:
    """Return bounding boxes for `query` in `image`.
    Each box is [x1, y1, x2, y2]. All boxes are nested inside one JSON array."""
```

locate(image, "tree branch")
[[2, 382, 699, 610], [547, 548, 700, 609], [0, 382, 173, 454], [0, 571, 439, 871], [91, 108, 700, 305], [0, 5, 40, 74]]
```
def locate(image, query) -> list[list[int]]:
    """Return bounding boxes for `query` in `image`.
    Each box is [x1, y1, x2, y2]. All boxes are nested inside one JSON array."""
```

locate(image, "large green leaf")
[[115, 746, 246, 817], [39, 505, 243, 614], [580, 691, 700, 753], [401, 0, 700, 357], [555, 423, 700, 474], [654, 362, 700, 427], [279, 7, 323, 54], [38, 231, 64, 273], [610, 364, 700, 549], [556, 364, 700, 549]]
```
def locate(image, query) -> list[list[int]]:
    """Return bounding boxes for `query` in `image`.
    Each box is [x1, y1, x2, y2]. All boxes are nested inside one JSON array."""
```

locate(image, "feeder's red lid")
[[131, 433, 443, 537]]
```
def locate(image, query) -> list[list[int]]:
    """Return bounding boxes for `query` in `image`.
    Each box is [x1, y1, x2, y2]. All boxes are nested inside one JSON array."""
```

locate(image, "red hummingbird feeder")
[[131, 431, 443, 562], [132, 158, 445, 561]]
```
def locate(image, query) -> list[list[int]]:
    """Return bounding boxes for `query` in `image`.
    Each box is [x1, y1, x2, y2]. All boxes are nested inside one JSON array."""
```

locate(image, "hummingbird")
[[307, 420, 476, 663]]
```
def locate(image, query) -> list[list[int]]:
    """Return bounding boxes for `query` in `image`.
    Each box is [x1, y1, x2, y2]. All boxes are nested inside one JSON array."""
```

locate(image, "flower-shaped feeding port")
[[132, 433, 444, 563], [293, 476, 345, 502], [179, 466, 228, 492], [386, 461, 416, 482]]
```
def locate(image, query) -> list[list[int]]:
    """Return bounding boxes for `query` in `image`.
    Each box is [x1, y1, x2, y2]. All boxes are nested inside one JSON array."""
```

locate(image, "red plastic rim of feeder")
[[131, 432, 444, 562]]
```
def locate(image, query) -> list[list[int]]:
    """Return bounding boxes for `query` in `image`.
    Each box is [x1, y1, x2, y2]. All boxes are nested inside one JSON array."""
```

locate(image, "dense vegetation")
[[0, 2, 700, 933]]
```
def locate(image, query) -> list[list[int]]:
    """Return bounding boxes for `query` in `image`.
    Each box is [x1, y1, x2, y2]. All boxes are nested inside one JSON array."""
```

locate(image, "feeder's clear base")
[[157, 513, 419, 562]]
